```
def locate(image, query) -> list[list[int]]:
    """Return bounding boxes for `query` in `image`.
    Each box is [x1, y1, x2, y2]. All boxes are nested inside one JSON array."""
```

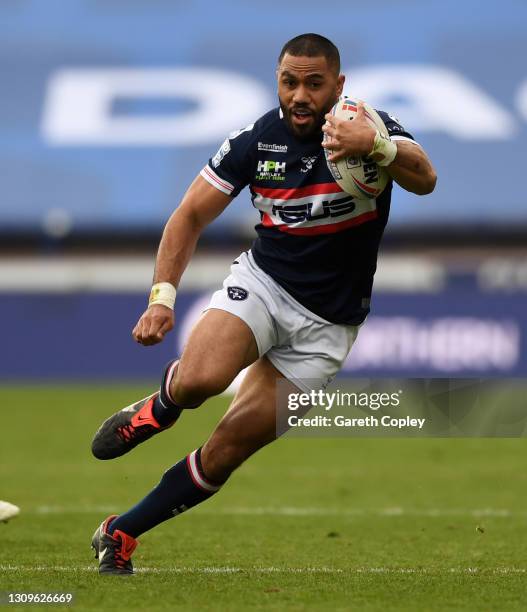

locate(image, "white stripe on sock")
[[188, 450, 222, 493], [164, 360, 179, 404]]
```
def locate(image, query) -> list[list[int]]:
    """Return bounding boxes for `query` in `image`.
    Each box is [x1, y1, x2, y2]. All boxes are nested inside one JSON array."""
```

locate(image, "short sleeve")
[[376, 110, 419, 145], [200, 124, 255, 197]]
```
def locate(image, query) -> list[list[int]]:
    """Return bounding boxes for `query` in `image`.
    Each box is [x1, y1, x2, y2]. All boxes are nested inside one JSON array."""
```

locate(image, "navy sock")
[[152, 396, 181, 427], [152, 359, 185, 426], [108, 448, 222, 538]]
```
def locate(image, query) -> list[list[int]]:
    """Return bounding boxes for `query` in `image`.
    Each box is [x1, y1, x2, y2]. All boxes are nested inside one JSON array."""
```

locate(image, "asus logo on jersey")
[[271, 196, 356, 223], [257, 160, 286, 173]]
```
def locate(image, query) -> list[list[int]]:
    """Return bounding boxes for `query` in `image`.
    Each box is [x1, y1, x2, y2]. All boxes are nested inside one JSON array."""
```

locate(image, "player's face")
[[277, 53, 344, 140]]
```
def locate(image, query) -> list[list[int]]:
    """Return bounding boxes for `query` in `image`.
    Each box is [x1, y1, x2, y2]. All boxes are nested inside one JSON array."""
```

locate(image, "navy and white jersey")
[[200, 107, 416, 325]]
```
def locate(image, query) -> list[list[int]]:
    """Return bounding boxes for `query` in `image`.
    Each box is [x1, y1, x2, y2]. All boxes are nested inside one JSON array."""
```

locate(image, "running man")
[[91, 33, 436, 574]]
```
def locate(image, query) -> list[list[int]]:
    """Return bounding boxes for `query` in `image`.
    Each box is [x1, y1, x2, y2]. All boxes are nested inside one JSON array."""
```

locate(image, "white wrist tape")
[[369, 130, 398, 167], [149, 282, 177, 310]]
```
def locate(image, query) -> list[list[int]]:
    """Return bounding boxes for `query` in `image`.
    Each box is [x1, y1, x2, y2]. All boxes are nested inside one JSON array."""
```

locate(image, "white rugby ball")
[[324, 97, 389, 199]]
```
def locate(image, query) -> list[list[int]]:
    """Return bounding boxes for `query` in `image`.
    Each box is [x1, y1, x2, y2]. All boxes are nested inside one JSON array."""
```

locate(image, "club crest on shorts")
[[227, 286, 248, 301]]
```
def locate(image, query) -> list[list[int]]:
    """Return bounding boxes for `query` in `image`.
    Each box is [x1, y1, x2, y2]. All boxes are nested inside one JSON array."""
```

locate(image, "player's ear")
[[336, 74, 345, 97]]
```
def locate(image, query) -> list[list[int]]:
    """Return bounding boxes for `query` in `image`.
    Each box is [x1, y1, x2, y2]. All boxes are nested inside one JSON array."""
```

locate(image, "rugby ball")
[[324, 97, 389, 200]]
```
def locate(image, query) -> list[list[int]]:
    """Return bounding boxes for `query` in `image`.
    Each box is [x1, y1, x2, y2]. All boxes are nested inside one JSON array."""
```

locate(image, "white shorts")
[[206, 251, 360, 393]]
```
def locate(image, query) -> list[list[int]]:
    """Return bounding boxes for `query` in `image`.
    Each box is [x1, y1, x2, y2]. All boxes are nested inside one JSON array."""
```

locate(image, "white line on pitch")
[[216, 507, 517, 518], [0, 565, 525, 575], [31, 505, 522, 518]]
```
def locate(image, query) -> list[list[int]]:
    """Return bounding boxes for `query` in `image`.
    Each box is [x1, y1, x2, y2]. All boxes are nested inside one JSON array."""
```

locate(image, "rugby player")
[[90, 33, 436, 574]]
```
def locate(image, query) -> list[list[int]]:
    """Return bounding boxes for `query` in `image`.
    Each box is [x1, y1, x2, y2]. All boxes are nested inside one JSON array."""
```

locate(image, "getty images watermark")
[[275, 379, 527, 438], [287, 389, 425, 431]]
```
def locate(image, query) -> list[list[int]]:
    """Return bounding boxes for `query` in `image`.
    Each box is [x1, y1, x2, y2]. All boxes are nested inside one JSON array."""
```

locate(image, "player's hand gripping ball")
[[323, 98, 390, 200]]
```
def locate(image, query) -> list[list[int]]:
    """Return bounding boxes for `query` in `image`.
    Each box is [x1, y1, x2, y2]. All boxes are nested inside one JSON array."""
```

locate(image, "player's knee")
[[170, 364, 230, 407]]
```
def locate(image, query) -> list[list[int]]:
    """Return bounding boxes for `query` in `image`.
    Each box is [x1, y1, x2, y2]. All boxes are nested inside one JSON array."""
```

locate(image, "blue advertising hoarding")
[[2, 279, 526, 380], [1, 0, 527, 236]]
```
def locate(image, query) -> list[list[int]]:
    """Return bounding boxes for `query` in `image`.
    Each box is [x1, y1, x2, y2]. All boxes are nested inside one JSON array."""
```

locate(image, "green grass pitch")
[[1, 385, 527, 610]]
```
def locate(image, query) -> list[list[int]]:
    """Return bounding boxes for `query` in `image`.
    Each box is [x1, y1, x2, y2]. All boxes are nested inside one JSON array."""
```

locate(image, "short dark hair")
[[278, 33, 340, 74]]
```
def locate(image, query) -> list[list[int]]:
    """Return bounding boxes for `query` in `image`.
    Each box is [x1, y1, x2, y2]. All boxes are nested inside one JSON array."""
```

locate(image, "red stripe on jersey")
[[203, 166, 233, 192], [262, 213, 275, 227], [253, 182, 344, 200], [263, 210, 378, 235]]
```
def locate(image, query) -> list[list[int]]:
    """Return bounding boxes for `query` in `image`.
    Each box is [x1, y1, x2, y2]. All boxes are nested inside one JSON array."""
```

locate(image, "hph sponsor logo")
[[257, 160, 286, 173], [256, 159, 287, 182]]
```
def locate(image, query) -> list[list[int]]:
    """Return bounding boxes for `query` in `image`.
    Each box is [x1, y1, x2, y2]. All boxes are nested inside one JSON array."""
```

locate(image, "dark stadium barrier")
[[3, 284, 527, 380]]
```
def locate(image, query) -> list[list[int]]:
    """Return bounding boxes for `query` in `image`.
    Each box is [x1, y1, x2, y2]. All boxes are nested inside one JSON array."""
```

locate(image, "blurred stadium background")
[[1, 0, 527, 382], [2, 2, 527, 608]]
